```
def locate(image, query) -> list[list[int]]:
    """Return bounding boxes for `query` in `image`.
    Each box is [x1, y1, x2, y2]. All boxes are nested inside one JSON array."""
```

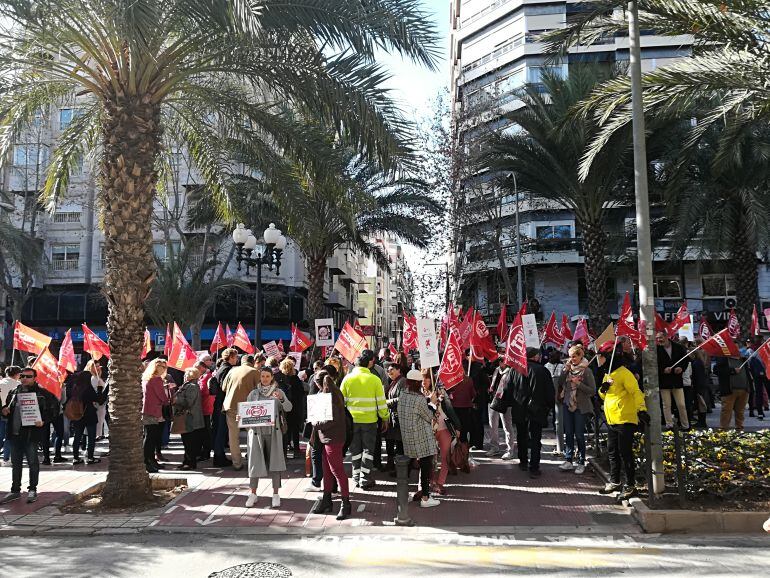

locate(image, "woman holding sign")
[[243, 367, 292, 509]]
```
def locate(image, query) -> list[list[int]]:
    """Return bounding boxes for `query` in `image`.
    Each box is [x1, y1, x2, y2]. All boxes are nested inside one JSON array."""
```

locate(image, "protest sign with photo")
[[238, 399, 276, 428], [314, 318, 335, 346]]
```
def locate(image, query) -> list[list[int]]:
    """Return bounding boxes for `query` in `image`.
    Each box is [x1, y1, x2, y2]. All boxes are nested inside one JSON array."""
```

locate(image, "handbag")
[[447, 439, 470, 475], [161, 404, 173, 421], [171, 411, 187, 435]]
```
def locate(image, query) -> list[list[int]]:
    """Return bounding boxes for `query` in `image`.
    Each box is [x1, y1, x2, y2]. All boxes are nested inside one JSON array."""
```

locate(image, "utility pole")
[[628, 0, 664, 496], [512, 173, 523, 308]]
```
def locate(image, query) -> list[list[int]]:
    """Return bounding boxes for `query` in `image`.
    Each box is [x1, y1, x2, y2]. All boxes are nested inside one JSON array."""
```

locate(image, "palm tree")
[[0, 0, 437, 504], [482, 66, 634, 331]]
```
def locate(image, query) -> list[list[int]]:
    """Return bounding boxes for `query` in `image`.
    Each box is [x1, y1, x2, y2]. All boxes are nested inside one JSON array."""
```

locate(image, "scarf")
[[563, 359, 588, 413]]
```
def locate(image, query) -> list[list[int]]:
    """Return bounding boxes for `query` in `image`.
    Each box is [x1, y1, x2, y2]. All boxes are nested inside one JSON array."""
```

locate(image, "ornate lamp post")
[[232, 223, 287, 347]]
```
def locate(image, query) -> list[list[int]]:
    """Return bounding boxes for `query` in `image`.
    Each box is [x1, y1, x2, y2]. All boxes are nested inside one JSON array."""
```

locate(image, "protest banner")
[[32, 348, 62, 397], [286, 351, 303, 368], [238, 399, 276, 428], [315, 318, 335, 346], [416, 316, 440, 368], [334, 322, 368, 364], [678, 315, 695, 341], [522, 314, 541, 348], [13, 321, 52, 355], [18, 392, 42, 426], [306, 392, 334, 424], [263, 340, 281, 359]]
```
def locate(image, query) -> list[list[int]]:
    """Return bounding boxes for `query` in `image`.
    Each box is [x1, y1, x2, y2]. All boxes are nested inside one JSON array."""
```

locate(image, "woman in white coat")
[[85, 359, 108, 439], [243, 366, 292, 509]]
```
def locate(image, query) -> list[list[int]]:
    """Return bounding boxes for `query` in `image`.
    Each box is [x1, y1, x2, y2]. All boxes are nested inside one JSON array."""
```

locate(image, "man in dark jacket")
[[211, 348, 238, 467], [510, 348, 555, 478], [0, 367, 60, 504]]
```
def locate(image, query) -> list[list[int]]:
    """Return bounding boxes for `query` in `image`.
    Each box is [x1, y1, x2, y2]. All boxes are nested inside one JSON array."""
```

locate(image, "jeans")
[[754, 377, 770, 414], [213, 411, 228, 459], [349, 422, 377, 484], [96, 404, 109, 437], [11, 435, 39, 493], [322, 442, 349, 498], [73, 421, 97, 460], [143, 423, 163, 465], [487, 407, 514, 452], [200, 415, 212, 457], [226, 409, 243, 467], [386, 439, 404, 464], [515, 420, 543, 471], [408, 455, 433, 496], [160, 418, 171, 449], [310, 444, 323, 487], [553, 404, 564, 453], [562, 407, 587, 464], [50, 415, 66, 458], [0, 419, 10, 461], [607, 423, 636, 487]]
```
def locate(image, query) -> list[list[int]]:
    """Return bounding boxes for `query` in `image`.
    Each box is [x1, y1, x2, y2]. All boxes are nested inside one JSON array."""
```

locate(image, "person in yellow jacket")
[[596, 341, 649, 500], [340, 350, 389, 490]]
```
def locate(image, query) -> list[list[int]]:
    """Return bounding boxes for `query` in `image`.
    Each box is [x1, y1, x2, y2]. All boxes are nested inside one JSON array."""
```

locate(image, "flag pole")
[[607, 336, 619, 371], [670, 337, 712, 368], [737, 338, 769, 370]]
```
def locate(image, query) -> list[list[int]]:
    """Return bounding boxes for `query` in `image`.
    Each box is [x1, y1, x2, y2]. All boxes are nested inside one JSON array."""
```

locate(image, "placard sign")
[[286, 351, 302, 368], [306, 392, 333, 424], [238, 399, 276, 428], [314, 318, 335, 347], [678, 315, 695, 341], [263, 340, 282, 359], [18, 392, 42, 426], [522, 314, 541, 348], [416, 317, 440, 368]]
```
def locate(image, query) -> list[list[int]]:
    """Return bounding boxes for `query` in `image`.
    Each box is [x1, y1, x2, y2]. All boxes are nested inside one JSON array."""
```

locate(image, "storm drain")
[[208, 562, 292, 578]]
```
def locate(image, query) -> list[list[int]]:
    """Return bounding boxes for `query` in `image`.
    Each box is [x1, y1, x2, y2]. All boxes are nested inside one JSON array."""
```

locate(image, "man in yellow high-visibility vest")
[[340, 349, 389, 489]]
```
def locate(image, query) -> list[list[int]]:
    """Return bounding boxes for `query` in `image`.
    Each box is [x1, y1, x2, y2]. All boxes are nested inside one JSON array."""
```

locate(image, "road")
[[2, 531, 768, 577]]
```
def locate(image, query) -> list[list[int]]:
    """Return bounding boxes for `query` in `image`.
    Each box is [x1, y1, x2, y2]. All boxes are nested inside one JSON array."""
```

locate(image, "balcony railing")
[[50, 259, 80, 271]]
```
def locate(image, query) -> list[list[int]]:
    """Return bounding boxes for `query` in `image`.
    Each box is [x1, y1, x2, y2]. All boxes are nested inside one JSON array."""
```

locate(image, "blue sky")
[[378, 0, 450, 122]]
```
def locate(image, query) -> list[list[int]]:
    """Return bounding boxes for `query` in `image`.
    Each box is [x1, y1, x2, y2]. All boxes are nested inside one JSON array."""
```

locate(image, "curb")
[[629, 497, 770, 534]]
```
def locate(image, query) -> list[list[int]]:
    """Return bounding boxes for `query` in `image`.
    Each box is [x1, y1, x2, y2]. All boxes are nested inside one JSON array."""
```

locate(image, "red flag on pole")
[[668, 302, 690, 335], [754, 339, 770, 371], [403, 314, 418, 352], [750, 305, 760, 338], [233, 322, 255, 354], [438, 329, 465, 389], [168, 322, 197, 371], [496, 303, 508, 342], [82, 323, 110, 359], [561, 314, 573, 341], [573, 318, 590, 347], [164, 323, 172, 358], [290, 323, 314, 352], [12, 321, 52, 355], [388, 342, 398, 358], [210, 322, 226, 354], [700, 328, 740, 358], [32, 348, 62, 397], [698, 314, 713, 341], [542, 311, 565, 348], [353, 319, 364, 335], [728, 308, 740, 340], [141, 328, 152, 359], [57, 329, 77, 376], [470, 310, 498, 362], [654, 312, 670, 336], [504, 311, 528, 375], [459, 307, 474, 350], [617, 293, 637, 337], [225, 324, 234, 347], [334, 322, 368, 364]]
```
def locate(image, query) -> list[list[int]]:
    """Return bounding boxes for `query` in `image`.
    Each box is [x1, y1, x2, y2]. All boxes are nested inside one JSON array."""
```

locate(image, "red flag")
[[617, 293, 637, 337], [573, 318, 590, 346], [438, 329, 465, 389], [754, 339, 770, 372], [233, 322, 255, 354], [290, 323, 314, 352], [82, 323, 110, 359], [700, 328, 740, 358], [321, 345, 331, 359], [668, 302, 690, 335], [504, 312, 528, 375], [728, 308, 740, 340], [459, 307, 474, 350], [12, 321, 52, 355], [164, 323, 172, 358], [403, 314, 418, 351], [32, 348, 62, 397], [168, 322, 197, 371], [388, 342, 398, 358], [750, 305, 760, 337], [470, 310, 498, 362], [141, 328, 152, 359], [57, 329, 77, 376], [654, 312, 671, 337], [278, 339, 285, 354], [496, 303, 508, 341], [698, 314, 713, 341], [561, 314, 573, 341], [542, 311, 565, 348], [334, 322, 368, 364], [209, 322, 226, 354], [353, 319, 364, 335], [225, 324, 234, 347]]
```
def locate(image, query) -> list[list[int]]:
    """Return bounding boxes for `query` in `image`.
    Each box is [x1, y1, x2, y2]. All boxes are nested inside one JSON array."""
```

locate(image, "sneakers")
[[359, 480, 375, 491], [26, 490, 37, 503], [618, 486, 637, 501], [304, 483, 322, 492], [0, 491, 21, 504], [600, 482, 622, 494], [558, 461, 574, 471], [485, 448, 501, 457], [245, 493, 258, 508], [52, 456, 66, 463], [500, 452, 514, 461], [271, 494, 281, 509], [574, 464, 586, 475], [420, 496, 440, 508]]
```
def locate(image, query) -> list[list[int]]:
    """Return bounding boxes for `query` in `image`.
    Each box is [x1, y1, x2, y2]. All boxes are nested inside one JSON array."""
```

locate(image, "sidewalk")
[[0, 432, 637, 536]]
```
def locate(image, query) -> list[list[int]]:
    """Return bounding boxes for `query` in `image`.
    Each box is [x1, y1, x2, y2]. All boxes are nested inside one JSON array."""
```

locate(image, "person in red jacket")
[[142, 359, 170, 473], [195, 354, 215, 461]]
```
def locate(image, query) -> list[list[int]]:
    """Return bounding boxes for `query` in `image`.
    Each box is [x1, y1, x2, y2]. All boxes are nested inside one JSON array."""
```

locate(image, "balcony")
[[326, 291, 346, 308], [50, 259, 79, 271], [327, 256, 346, 276]]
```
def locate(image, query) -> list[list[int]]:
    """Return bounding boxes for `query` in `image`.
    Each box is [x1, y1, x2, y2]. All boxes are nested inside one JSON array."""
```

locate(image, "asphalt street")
[[2, 531, 769, 577]]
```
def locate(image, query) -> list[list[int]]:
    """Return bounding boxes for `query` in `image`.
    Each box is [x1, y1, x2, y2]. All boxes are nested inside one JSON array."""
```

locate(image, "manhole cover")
[[208, 562, 292, 578]]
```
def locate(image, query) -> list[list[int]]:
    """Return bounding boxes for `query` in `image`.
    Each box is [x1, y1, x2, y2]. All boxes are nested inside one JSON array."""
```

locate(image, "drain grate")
[[208, 562, 292, 578]]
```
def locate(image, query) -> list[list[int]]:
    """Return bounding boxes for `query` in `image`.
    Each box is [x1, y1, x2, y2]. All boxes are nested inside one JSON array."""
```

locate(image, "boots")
[[336, 498, 351, 520], [310, 492, 334, 514]]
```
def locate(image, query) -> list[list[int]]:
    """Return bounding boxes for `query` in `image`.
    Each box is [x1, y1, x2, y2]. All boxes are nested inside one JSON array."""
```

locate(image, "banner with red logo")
[[353, 319, 364, 335], [700, 328, 740, 358], [32, 348, 62, 397], [82, 323, 110, 359], [12, 321, 52, 355], [754, 339, 770, 372], [668, 302, 690, 335], [388, 342, 398, 358], [750, 305, 760, 337], [233, 322, 255, 354], [470, 310, 498, 362], [561, 313, 573, 341], [459, 307, 474, 351], [225, 324, 234, 347], [573, 318, 590, 347], [210, 321, 227, 353], [168, 322, 197, 371], [57, 329, 77, 376], [438, 329, 465, 389], [334, 322, 368, 364], [504, 311, 528, 375], [403, 314, 418, 352], [542, 311, 565, 348], [698, 314, 713, 341], [496, 304, 508, 341], [654, 312, 671, 337], [728, 308, 740, 340], [141, 328, 152, 359], [290, 323, 314, 352]]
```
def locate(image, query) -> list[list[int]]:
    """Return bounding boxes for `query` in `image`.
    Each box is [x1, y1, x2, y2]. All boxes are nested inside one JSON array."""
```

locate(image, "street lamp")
[[232, 222, 287, 347]]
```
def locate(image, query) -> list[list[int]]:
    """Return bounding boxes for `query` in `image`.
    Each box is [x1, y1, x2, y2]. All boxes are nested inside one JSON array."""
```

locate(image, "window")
[[13, 144, 49, 167], [50, 243, 80, 271], [527, 65, 565, 84], [653, 277, 682, 299], [497, 69, 525, 94], [536, 225, 572, 240], [153, 240, 181, 262], [60, 109, 73, 129], [702, 275, 736, 297], [53, 211, 81, 223]]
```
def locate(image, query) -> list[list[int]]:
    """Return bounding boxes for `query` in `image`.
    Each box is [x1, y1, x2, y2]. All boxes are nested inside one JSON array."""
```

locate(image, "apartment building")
[[0, 106, 407, 357], [446, 0, 770, 328]]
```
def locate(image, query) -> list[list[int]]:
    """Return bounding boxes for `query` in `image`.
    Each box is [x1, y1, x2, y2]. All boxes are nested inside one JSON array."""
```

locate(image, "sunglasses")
[[20, 374, 35, 378]]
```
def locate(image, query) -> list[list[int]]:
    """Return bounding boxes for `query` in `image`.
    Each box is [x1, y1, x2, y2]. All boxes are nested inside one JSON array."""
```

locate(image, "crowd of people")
[[0, 329, 767, 513]]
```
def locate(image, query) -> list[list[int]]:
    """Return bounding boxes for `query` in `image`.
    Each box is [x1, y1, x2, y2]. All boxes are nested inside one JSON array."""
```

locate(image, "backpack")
[[64, 398, 85, 422]]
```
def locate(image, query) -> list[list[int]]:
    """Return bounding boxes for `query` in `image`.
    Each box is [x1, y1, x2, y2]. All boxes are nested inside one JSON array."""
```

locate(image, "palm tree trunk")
[[99, 96, 162, 505], [492, 228, 515, 303], [581, 220, 610, 333], [307, 252, 327, 322], [732, 220, 758, 341]]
